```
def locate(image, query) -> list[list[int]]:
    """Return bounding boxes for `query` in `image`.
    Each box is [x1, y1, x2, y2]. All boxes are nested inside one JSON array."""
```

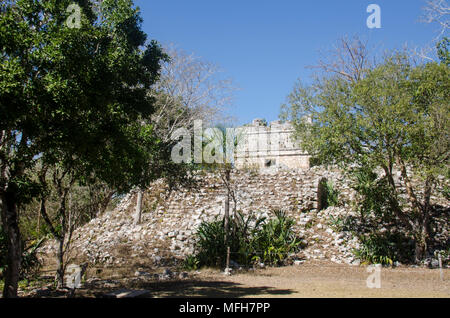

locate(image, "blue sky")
[[134, 0, 439, 125]]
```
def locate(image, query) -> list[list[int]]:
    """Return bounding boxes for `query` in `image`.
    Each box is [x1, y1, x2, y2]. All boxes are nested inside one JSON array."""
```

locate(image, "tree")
[[151, 44, 236, 141], [414, 0, 449, 61], [281, 48, 449, 262], [308, 36, 373, 83], [421, 0, 449, 39], [200, 126, 243, 245], [35, 162, 119, 288], [0, 0, 168, 297], [132, 45, 237, 225]]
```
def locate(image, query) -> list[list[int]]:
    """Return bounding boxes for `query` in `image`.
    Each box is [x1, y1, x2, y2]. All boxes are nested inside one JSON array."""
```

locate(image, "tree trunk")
[[55, 237, 65, 289], [224, 190, 230, 244], [1, 191, 22, 298], [223, 169, 231, 245], [415, 210, 431, 263], [133, 189, 143, 225]]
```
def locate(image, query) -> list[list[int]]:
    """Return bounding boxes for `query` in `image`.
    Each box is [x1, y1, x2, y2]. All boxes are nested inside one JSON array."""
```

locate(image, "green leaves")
[[282, 47, 449, 262], [189, 210, 301, 269], [0, 0, 172, 193]]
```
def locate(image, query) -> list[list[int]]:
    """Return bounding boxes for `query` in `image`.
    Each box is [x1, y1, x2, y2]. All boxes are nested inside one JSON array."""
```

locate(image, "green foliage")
[[0, 0, 174, 196], [182, 255, 200, 271], [194, 218, 228, 268], [351, 167, 393, 220], [0, 0, 186, 295], [325, 181, 339, 207], [281, 48, 449, 262], [252, 210, 302, 266], [353, 235, 394, 265], [0, 226, 44, 281], [188, 210, 301, 269], [353, 232, 414, 266], [20, 238, 45, 280], [437, 37, 450, 66], [318, 178, 340, 210], [345, 166, 416, 264], [328, 215, 345, 232]]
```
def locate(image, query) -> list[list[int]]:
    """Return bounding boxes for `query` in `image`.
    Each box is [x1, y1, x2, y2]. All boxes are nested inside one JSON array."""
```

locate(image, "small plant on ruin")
[[353, 234, 395, 266], [183, 255, 200, 271], [325, 181, 340, 207], [194, 218, 228, 268], [252, 210, 302, 266], [353, 232, 414, 266], [328, 215, 345, 232]]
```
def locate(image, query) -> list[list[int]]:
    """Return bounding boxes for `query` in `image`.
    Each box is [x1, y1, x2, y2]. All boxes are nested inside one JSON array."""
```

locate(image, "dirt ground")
[[147, 262, 450, 298], [18, 260, 450, 298], [57, 260, 448, 298]]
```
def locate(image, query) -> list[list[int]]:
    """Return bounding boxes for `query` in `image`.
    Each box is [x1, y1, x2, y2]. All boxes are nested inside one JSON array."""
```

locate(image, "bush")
[[252, 210, 301, 266], [318, 178, 340, 210], [0, 226, 44, 281], [325, 181, 339, 207], [183, 255, 200, 271], [346, 167, 416, 265], [194, 219, 227, 268], [20, 238, 45, 280], [353, 232, 414, 265], [193, 211, 266, 268], [187, 210, 301, 269]]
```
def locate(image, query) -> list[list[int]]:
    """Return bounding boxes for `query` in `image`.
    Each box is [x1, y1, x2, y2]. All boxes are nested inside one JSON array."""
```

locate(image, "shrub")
[[187, 210, 301, 269], [0, 226, 44, 281], [353, 232, 414, 265], [20, 238, 45, 280], [325, 181, 339, 207], [193, 211, 266, 268], [183, 255, 200, 271], [194, 219, 227, 268], [318, 178, 340, 210], [252, 210, 301, 266]]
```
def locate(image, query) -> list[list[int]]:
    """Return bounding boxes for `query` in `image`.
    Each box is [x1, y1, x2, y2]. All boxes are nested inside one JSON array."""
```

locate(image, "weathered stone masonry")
[[41, 167, 363, 267], [39, 165, 449, 268], [234, 119, 310, 171]]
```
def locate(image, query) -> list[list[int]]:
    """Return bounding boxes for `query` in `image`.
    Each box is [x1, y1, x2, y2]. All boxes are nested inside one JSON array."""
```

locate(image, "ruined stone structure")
[[39, 168, 449, 269], [234, 118, 310, 171]]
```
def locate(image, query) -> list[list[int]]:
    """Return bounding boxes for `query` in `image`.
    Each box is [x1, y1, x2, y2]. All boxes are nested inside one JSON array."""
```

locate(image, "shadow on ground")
[[129, 280, 295, 298]]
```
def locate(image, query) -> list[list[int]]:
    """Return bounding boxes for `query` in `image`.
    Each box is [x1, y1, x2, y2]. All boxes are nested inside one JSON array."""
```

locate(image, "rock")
[[431, 259, 439, 268], [163, 268, 173, 278], [134, 271, 152, 277], [104, 289, 150, 298], [179, 272, 189, 279], [223, 268, 232, 276], [351, 259, 361, 266], [229, 260, 240, 268], [293, 260, 304, 266]]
